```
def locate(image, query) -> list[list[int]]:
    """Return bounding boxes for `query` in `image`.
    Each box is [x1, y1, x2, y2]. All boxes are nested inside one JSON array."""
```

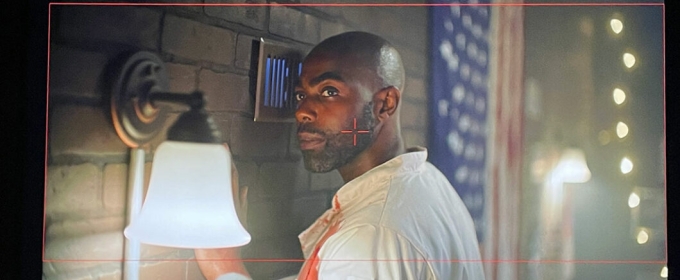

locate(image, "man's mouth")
[[298, 132, 326, 150]]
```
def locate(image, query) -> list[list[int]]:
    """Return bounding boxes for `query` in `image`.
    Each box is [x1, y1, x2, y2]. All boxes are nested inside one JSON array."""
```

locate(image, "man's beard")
[[298, 104, 376, 173]]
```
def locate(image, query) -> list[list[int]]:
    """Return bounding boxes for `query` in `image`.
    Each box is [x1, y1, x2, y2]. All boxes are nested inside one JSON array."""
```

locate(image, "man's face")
[[294, 53, 378, 173]]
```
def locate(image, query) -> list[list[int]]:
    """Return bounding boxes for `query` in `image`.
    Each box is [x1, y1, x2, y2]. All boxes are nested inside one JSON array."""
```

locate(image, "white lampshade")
[[124, 141, 251, 248], [553, 148, 591, 183]]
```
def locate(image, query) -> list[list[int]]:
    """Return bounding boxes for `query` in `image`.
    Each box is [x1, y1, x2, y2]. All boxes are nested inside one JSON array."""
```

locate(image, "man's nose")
[[295, 99, 317, 123]]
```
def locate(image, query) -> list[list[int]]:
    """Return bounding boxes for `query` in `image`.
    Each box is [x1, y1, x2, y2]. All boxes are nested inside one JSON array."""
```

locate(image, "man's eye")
[[295, 92, 305, 101], [321, 87, 339, 97]]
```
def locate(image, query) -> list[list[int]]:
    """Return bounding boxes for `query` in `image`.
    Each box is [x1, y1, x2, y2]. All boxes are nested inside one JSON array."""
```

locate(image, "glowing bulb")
[[613, 88, 626, 105], [628, 192, 640, 208], [616, 122, 629, 138], [610, 19, 623, 34], [623, 53, 636, 68], [636, 229, 649, 244], [661, 266, 668, 278], [620, 157, 633, 174]]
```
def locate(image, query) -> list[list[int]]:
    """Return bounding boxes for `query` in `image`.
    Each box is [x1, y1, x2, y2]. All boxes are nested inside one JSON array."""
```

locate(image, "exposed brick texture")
[[139, 260, 187, 280], [319, 20, 350, 41], [46, 216, 125, 239], [234, 33, 259, 70], [156, 0, 203, 14], [162, 15, 236, 65], [229, 116, 292, 158], [140, 244, 184, 259], [255, 161, 309, 200], [46, 164, 103, 221], [167, 63, 199, 93], [269, 7, 321, 44], [58, 6, 161, 50], [204, 1, 268, 31], [301, 4, 343, 18], [96, 270, 122, 280], [198, 69, 252, 113], [48, 105, 129, 160], [102, 163, 127, 213], [49, 45, 110, 100], [44, 232, 123, 269], [337, 7, 375, 33]]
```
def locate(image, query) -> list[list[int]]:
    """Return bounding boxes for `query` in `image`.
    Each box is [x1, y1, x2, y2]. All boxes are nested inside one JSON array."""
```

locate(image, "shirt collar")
[[332, 147, 428, 211]]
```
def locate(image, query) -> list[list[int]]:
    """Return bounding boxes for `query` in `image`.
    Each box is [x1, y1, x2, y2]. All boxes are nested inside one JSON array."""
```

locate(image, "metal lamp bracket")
[[111, 51, 170, 148]]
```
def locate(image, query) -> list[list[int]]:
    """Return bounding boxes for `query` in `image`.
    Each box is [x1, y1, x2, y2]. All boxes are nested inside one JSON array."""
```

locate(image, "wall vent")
[[253, 39, 306, 122]]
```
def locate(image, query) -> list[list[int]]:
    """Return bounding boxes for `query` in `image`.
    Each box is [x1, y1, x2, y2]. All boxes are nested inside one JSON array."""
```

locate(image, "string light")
[[661, 266, 668, 278], [616, 122, 629, 138], [628, 192, 640, 208], [610, 18, 623, 34], [620, 157, 633, 174], [636, 229, 649, 244], [623, 53, 636, 68], [613, 88, 626, 105]]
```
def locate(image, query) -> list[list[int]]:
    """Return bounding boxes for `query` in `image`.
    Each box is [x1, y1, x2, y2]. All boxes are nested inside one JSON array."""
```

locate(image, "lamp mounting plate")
[[111, 51, 170, 148]]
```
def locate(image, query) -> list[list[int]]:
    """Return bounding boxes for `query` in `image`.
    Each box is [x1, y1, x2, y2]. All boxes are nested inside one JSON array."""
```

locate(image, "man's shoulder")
[[389, 160, 454, 190]]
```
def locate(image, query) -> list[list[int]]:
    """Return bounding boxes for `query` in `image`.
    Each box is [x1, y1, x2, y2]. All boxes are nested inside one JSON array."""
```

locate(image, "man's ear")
[[373, 86, 401, 121]]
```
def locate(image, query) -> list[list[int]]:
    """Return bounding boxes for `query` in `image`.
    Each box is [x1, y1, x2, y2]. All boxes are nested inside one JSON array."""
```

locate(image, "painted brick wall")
[[44, 2, 428, 280]]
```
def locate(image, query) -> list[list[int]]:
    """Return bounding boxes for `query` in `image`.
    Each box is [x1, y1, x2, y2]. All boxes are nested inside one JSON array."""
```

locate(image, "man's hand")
[[194, 143, 251, 280]]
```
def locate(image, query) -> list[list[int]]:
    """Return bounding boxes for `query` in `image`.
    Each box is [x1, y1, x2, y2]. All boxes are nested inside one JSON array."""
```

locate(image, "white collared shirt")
[[295, 148, 485, 280]]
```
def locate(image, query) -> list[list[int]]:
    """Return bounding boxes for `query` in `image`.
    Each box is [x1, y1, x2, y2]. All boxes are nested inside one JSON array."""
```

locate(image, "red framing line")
[[48, 3, 663, 7], [516, 7, 526, 279], [43, 3, 53, 262], [662, 4, 667, 263], [42, 259, 667, 264], [341, 118, 370, 146], [42, 1, 666, 265], [491, 6, 506, 279]]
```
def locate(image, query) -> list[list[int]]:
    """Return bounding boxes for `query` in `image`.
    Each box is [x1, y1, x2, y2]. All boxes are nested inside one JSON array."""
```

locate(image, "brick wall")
[[44, 2, 429, 280]]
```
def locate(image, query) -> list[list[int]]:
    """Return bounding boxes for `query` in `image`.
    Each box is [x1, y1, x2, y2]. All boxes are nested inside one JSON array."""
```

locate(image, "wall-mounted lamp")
[[551, 148, 592, 184], [109, 51, 250, 279]]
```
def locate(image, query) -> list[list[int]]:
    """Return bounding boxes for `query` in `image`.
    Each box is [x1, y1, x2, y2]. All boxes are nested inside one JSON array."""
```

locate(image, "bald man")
[[196, 32, 485, 280]]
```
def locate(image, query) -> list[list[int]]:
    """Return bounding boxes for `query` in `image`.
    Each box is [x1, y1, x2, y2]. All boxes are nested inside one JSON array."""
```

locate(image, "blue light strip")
[[263, 58, 306, 109], [264, 56, 271, 107], [272, 57, 279, 108]]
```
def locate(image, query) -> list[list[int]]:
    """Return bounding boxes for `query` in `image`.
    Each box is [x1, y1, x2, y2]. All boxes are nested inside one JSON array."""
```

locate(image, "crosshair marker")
[[341, 118, 370, 146]]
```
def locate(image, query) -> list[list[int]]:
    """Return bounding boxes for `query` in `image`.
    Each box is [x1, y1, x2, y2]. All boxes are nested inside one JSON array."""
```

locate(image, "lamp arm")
[[148, 90, 206, 110], [123, 148, 145, 280]]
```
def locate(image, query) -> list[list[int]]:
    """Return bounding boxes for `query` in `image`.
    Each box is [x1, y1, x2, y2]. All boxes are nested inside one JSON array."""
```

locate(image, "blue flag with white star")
[[429, 0, 490, 242]]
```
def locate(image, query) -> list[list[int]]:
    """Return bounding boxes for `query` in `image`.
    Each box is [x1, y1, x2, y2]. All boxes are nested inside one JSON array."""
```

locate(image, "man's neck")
[[338, 128, 405, 183]]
